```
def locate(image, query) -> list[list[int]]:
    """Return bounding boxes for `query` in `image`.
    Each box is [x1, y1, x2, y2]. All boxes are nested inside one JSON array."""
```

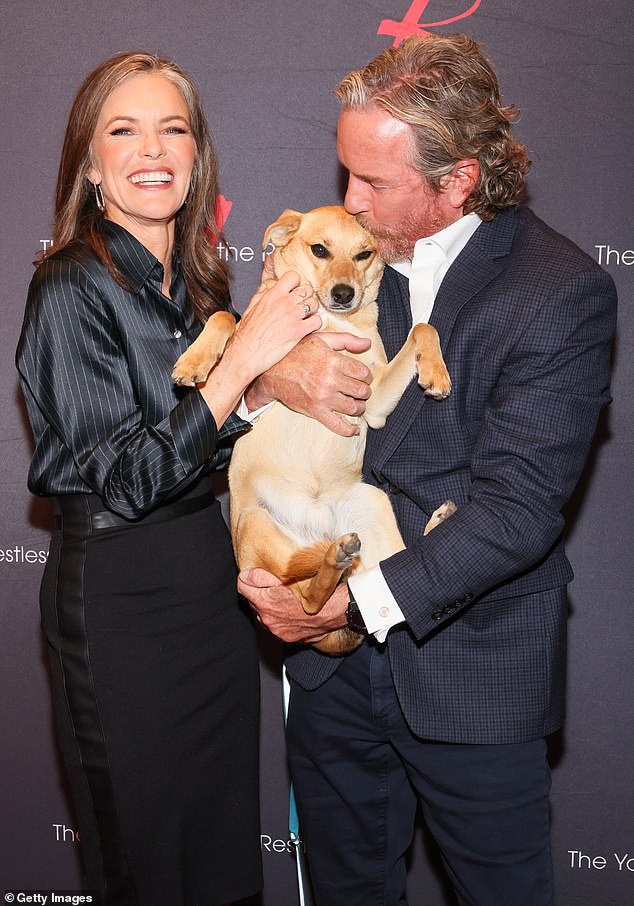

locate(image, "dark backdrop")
[[1, 2, 632, 903]]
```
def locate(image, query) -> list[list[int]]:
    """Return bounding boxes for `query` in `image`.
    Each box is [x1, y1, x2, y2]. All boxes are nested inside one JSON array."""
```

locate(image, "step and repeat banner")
[[1, 2, 632, 904]]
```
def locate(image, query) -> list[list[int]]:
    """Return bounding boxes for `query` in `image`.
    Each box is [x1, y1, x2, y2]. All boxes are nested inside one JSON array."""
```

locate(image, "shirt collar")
[[389, 212, 482, 279], [101, 218, 174, 293]]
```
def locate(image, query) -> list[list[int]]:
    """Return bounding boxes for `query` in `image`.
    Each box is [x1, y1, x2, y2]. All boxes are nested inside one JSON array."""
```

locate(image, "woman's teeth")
[[129, 171, 173, 184]]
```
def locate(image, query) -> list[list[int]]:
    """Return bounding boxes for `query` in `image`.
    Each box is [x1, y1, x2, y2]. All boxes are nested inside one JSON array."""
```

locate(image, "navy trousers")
[[286, 641, 554, 906]]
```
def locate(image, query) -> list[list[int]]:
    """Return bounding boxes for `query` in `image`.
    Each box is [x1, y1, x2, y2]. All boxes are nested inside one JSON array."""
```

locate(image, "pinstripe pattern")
[[16, 220, 246, 519], [286, 206, 617, 743]]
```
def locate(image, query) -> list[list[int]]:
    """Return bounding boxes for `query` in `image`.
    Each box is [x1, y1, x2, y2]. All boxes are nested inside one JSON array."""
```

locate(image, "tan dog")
[[173, 205, 453, 654]]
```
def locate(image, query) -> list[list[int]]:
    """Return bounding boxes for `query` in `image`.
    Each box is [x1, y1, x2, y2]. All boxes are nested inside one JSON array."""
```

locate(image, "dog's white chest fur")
[[230, 405, 369, 547]]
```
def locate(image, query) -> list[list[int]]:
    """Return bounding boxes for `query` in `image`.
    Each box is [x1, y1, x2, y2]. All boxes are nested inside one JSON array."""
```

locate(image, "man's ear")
[[440, 159, 480, 210]]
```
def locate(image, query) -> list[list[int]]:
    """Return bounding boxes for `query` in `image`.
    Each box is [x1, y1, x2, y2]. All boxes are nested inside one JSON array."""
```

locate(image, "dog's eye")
[[310, 244, 330, 259], [355, 250, 374, 261]]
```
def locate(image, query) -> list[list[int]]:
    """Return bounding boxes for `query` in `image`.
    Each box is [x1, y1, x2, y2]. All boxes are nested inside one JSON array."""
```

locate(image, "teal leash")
[[283, 665, 308, 906]]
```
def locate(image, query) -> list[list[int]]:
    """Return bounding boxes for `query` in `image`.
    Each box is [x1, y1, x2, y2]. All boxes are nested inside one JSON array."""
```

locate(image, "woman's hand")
[[230, 270, 322, 382], [198, 271, 321, 426]]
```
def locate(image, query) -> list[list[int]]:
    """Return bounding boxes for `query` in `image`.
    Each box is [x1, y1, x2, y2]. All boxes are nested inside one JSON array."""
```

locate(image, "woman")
[[16, 52, 321, 905]]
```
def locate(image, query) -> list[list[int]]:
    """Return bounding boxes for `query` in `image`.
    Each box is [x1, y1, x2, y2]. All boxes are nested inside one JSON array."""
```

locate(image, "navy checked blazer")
[[285, 206, 617, 744]]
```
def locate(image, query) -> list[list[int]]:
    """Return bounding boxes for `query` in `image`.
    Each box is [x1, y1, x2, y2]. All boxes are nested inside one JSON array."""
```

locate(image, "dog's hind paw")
[[423, 500, 457, 535], [335, 532, 361, 569]]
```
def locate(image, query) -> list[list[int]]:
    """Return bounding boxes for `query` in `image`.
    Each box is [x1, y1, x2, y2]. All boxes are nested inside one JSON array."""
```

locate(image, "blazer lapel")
[[370, 208, 520, 476], [376, 265, 412, 357], [429, 210, 516, 343]]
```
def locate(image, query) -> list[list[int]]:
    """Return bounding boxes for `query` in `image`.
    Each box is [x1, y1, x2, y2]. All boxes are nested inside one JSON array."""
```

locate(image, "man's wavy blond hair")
[[335, 34, 530, 221]]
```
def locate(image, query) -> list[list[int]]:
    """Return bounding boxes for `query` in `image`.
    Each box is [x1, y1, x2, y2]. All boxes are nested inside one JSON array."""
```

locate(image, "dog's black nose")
[[330, 284, 355, 308]]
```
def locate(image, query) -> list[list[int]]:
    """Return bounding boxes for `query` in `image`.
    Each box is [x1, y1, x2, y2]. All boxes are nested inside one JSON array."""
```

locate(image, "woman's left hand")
[[197, 270, 321, 426], [229, 270, 322, 383]]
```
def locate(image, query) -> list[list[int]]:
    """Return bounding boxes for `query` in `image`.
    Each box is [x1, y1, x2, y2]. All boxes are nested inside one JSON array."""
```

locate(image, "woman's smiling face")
[[88, 72, 196, 239]]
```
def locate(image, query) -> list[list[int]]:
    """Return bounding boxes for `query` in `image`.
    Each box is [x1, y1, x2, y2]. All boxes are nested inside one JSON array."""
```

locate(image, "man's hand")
[[245, 333, 373, 436], [238, 567, 349, 643]]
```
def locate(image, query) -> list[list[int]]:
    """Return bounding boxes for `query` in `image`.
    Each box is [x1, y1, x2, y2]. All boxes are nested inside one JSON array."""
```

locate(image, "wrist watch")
[[345, 582, 368, 636]]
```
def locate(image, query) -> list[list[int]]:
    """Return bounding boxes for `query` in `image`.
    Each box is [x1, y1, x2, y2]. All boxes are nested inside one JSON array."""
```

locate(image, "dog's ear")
[[262, 209, 303, 251]]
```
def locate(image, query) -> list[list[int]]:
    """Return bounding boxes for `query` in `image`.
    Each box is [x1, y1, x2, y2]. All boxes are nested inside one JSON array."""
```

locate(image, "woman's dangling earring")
[[93, 182, 106, 213]]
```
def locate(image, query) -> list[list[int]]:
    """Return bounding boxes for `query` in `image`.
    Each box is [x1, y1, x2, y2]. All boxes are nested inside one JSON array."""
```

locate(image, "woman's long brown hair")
[[45, 51, 229, 322]]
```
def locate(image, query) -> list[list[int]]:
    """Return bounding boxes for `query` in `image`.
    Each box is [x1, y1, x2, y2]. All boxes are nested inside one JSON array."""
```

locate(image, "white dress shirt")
[[349, 212, 482, 642]]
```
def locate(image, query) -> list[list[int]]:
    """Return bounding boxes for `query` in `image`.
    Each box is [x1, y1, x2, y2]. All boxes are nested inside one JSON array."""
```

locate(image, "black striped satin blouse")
[[16, 219, 247, 519]]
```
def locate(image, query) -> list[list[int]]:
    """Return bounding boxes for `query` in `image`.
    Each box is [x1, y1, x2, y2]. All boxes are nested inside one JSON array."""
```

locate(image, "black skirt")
[[41, 483, 262, 905]]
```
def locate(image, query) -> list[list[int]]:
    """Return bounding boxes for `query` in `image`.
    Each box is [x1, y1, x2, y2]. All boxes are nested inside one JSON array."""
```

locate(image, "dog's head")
[[262, 205, 385, 314]]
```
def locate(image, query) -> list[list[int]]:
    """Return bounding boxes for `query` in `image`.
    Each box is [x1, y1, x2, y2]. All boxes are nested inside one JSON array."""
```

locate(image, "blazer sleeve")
[[17, 256, 239, 517], [380, 267, 617, 641]]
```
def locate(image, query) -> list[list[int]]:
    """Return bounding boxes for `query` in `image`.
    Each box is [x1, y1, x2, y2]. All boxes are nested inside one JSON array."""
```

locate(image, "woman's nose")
[[140, 130, 166, 158]]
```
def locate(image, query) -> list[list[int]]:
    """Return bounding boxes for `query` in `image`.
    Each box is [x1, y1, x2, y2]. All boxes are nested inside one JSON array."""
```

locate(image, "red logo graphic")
[[208, 194, 233, 246], [378, 0, 481, 46]]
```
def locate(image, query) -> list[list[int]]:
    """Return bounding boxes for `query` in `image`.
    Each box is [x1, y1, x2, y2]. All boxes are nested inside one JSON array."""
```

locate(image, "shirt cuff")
[[236, 395, 276, 424], [348, 566, 405, 643], [170, 387, 220, 471]]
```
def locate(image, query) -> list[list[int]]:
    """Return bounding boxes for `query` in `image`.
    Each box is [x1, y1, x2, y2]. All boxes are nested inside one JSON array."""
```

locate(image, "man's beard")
[[357, 208, 447, 263]]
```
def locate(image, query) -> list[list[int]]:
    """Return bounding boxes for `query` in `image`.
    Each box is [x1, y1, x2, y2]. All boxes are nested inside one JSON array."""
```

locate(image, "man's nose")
[[344, 175, 369, 215]]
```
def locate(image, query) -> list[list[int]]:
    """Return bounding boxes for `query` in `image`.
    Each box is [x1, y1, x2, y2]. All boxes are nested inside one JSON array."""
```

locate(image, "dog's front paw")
[[417, 358, 452, 399], [172, 349, 215, 386], [411, 323, 451, 399], [173, 310, 237, 386]]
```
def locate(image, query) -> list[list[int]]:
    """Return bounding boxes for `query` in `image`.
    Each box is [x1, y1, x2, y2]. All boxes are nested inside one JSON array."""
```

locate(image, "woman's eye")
[[311, 244, 330, 259], [355, 250, 373, 261], [110, 127, 132, 135]]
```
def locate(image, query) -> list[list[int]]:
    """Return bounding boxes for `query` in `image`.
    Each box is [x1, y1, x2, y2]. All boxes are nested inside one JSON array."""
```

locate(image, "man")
[[240, 33, 617, 905]]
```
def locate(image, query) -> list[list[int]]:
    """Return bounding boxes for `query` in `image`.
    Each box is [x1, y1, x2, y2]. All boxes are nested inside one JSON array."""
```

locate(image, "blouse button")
[[173, 329, 182, 338]]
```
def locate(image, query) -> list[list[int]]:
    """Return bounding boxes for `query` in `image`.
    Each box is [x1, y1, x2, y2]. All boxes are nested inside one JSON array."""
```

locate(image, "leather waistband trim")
[[55, 489, 215, 532]]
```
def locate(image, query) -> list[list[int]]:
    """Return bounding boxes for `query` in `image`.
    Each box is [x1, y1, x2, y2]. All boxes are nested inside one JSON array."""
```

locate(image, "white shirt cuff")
[[236, 396, 276, 423], [348, 565, 405, 643]]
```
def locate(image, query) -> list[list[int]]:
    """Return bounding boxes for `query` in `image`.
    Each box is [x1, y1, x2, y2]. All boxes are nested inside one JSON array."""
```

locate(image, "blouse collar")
[[101, 219, 179, 294]]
